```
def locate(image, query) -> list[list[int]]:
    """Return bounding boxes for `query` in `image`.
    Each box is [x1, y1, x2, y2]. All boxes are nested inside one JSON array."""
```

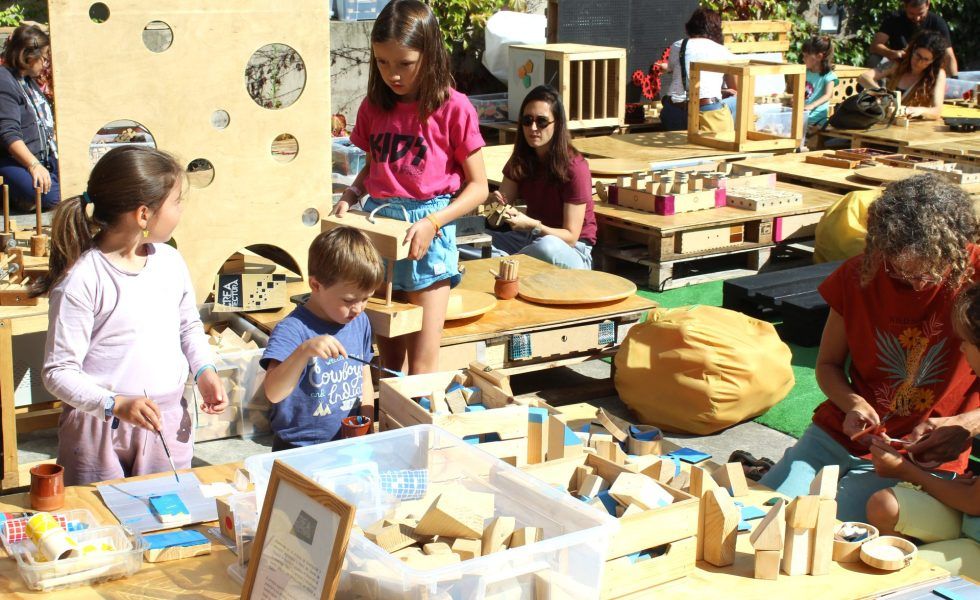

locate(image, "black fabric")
[[0, 66, 44, 157], [879, 11, 951, 50], [680, 38, 689, 93], [828, 89, 897, 130]]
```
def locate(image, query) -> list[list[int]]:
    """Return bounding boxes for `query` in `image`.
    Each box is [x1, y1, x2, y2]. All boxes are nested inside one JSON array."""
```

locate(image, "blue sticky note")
[[668, 447, 712, 464], [144, 529, 208, 550], [741, 506, 767, 521], [528, 407, 549, 424], [465, 403, 486, 413], [738, 520, 751, 532], [149, 494, 189, 518]]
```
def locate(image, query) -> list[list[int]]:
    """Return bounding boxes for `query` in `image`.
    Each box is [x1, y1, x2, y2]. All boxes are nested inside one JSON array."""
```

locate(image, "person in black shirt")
[[870, 0, 958, 77]]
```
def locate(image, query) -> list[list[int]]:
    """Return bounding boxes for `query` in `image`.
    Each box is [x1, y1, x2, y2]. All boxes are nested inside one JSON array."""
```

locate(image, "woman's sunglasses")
[[520, 115, 554, 129]]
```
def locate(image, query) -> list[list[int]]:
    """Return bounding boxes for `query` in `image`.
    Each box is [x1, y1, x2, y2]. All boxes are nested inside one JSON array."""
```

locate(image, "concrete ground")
[[17, 359, 795, 471]]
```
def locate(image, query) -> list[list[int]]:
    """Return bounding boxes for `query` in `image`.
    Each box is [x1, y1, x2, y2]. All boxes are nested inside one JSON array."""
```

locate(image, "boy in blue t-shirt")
[[261, 227, 385, 451]]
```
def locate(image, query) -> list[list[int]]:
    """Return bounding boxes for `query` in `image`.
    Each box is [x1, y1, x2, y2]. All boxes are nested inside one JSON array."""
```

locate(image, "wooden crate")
[[509, 44, 626, 130], [378, 366, 529, 442], [918, 161, 980, 184], [688, 60, 806, 153], [721, 20, 792, 54], [609, 170, 777, 216], [521, 453, 698, 597]]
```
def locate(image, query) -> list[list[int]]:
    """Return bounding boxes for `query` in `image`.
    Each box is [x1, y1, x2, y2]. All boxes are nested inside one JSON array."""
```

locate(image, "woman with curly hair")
[[760, 174, 980, 522], [859, 29, 948, 120]]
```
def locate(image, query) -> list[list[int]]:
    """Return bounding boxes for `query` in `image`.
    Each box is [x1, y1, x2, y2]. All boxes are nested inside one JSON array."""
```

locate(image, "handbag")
[[828, 88, 897, 130]]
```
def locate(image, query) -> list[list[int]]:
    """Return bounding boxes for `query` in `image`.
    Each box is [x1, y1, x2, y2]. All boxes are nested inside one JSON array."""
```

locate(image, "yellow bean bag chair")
[[614, 305, 794, 435], [813, 190, 879, 264]]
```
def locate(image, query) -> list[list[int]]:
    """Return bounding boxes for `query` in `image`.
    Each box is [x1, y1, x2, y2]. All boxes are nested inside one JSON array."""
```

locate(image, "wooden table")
[[481, 118, 661, 145], [0, 460, 949, 598], [816, 119, 980, 152], [596, 182, 840, 290], [911, 138, 980, 165], [572, 131, 768, 165]]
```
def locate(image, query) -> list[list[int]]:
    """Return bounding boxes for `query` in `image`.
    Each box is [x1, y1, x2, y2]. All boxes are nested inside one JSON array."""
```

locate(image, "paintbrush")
[[146, 389, 180, 484], [347, 355, 405, 378]]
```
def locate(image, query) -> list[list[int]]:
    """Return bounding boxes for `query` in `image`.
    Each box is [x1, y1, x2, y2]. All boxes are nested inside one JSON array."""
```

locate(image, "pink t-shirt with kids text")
[[350, 88, 485, 200]]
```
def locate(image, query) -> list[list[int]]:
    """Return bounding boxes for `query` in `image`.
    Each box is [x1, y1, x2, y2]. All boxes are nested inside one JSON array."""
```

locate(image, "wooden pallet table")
[[572, 131, 772, 165], [815, 119, 980, 152], [911, 138, 980, 165], [595, 182, 839, 290]]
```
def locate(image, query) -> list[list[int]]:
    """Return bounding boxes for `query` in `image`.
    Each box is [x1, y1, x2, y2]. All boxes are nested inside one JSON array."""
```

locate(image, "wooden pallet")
[[603, 244, 776, 291], [918, 161, 980, 184]]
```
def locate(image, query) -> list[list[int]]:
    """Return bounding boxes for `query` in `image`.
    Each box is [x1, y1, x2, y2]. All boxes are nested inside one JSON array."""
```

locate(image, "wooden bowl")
[[832, 522, 878, 563], [860, 535, 916, 571]]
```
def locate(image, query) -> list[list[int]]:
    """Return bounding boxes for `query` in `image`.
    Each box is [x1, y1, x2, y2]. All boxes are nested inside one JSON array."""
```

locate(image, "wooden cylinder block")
[[832, 522, 878, 563], [30, 234, 47, 258]]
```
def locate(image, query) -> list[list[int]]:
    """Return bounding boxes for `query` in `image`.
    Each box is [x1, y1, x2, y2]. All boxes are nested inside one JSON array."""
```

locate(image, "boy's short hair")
[[308, 227, 385, 292]]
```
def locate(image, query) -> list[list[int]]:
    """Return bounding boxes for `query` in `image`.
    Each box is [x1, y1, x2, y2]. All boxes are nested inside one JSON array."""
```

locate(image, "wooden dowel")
[[35, 187, 42, 235], [2, 184, 9, 234]]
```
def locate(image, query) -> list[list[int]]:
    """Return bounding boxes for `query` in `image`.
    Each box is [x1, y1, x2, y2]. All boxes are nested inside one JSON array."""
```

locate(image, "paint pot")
[[341, 415, 372, 438], [832, 521, 878, 563], [26, 512, 78, 561], [493, 277, 519, 300], [29, 463, 65, 512]]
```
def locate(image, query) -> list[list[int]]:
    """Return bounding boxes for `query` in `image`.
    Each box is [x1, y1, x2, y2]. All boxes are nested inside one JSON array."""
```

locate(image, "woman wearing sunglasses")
[[482, 85, 596, 269], [760, 174, 980, 523], [0, 24, 59, 211]]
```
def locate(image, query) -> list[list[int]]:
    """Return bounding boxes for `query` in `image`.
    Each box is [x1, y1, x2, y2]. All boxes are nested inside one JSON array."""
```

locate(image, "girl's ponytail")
[[30, 194, 100, 296]]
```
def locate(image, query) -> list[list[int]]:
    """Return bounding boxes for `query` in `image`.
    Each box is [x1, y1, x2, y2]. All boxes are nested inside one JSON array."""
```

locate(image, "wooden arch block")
[[749, 499, 785, 551], [702, 487, 739, 567]]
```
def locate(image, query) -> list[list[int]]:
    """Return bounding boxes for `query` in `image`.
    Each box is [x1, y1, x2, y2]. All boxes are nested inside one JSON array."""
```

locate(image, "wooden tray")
[[445, 288, 496, 320], [851, 165, 917, 184], [588, 158, 650, 176], [518, 270, 637, 305]]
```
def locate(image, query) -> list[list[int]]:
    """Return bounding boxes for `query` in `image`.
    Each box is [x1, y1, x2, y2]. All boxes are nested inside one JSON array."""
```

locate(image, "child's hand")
[[404, 219, 438, 260], [907, 419, 972, 466], [487, 190, 507, 205], [869, 438, 911, 478], [843, 403, 880, 444], [331, 198, 351, 217], [303, 334, 348, 361], [114, 395, 162, 432], [197, 368, 228, 414]]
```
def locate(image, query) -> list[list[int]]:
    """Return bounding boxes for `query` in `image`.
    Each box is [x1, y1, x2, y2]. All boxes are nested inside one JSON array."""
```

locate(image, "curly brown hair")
[[861, 173, 977, 288], [952, 282, 980, 346], [885, 29, 949, 107]]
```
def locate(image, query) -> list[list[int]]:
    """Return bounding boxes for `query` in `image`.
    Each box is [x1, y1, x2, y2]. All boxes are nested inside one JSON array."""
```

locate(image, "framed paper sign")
[[241, 460, 356, 600]]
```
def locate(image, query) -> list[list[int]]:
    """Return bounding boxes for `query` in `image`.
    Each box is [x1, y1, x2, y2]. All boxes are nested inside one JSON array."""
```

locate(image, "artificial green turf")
[[636, 281, 823, 438]]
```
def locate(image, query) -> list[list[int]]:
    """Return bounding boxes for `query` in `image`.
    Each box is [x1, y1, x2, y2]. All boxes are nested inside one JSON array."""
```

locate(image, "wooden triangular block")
[[786, 495, 821, 529], [690, 465, 719, 498], [640, 459, 674, 485], [703, 487, 740, 567], [808, 465, 839, 500], [547, 415, 584, 461], [749, 499, 785, 551], [712, 463, 748, 497]]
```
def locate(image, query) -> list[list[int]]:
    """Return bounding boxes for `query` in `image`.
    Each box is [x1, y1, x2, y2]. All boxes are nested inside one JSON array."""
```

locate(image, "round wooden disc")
[[445, 289, 497, 320], [852, 165, 916, 184], [588, 158, 650, 176], [518, 270, 637, 305]]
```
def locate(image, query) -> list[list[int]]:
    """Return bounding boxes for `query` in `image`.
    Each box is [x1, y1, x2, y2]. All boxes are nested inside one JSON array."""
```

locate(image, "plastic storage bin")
[[10, 524, 145, 592], [244, 424, 616, 599], [332, 136, 368, 176], [947, 78, 979, 99], [335, 0, 378, 21], [958, 71, 980, 83], [469, 92, 509, 123], [1, 509, 101, 552], [754, 104, 810, 137]]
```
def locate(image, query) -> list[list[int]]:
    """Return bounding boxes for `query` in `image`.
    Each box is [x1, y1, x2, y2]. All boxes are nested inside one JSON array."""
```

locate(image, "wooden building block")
[[608, 473, 673, 510], [445, 389, 469, 414], [402, 552, 462, 570], [595, 440, 627, 465], [754, 549, 781, 580], [423, 542, 452, 555], [809, 465, 839, 500], [143, 530, 212, 563], [787, 495, 821, 529], [809, 498, 837, 576], [621, 503, 644, 518], [712, 463, 748, 497], [451, 537, 482, 560], [548, 415, 584, 461], [392, 547, 426, 562], [508, 527, 543, 548], [482, 516, 516, 555], [703, 487, 739, 567], [527, 407, 549, 465], [216, 495, 235, 541], [689, 465, 719, 499], [589, 432, 614, 449], [725, 187, 803, 211], [595, 408, 628, 442], [577, 473, 610, 498], [573, 465, 596, 491], [641, 459, 675, 485], [415, 491, 491, 539], [375, 523, 421, 553], [749, 499, 785, 551], [782, 528, 812, 576]]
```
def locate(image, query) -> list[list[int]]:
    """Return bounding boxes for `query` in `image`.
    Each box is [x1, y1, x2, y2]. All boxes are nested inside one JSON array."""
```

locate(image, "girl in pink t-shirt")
[[335, 0, 488, 375], [35, 146, 227, 485]]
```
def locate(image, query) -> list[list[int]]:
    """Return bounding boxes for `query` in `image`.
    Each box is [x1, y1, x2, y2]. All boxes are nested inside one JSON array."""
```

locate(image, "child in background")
[[261, 227, 385, 451], [37, 146, 226, 486], [865, 281, 980, 581], [333, 0, 488, 375], [802, 36, 838, 129]]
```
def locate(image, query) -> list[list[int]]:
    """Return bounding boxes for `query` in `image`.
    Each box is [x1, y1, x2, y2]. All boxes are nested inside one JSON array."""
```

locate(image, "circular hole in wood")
[[89, 2, 110, 23], [211, 109, 230, 130], [142, 20, 173, 52], [89, 119, 157, 167], [271, 133, 298, 163], [302, 208, 320, 226], [187, 158, 215, 188], [245, 43, 306, 109]]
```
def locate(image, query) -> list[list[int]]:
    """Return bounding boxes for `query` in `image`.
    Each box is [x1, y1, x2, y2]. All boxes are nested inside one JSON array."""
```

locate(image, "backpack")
[[828, 89, 897, 130]]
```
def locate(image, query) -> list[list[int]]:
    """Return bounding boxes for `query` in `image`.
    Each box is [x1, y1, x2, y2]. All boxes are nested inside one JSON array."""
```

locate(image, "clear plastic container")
[[1, 509, 101, 552], [10, 524, 145, 592], [226, 491, 258, 585], [754, 104, 811, 137], [244, 425, 616, 599], [469, 93, 510, 123], [946, 78, 979, 99], [958, 71, 980, 83], [332, 137, 368, 176], [334, 0, 378, 21]]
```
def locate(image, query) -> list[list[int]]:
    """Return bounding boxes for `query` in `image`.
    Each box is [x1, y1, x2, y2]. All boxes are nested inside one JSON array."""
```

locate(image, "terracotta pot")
[[494, 277, 519, 300], [341, 415, 372, 438], [30, 463, 65, 511]]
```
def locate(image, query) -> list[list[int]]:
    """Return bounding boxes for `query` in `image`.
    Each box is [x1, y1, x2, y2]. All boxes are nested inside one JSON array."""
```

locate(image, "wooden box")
[[378, 366, 529, 452], [918, 161, 980, 184], [687, 60, 806, 153], [721, 20, 792, 54], [509, 44, 626, 130], [521, 453, 698, 596]]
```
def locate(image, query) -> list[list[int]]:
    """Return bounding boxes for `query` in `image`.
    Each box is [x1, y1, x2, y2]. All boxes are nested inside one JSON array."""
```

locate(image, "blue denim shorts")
[[362, 195, 461, 292]]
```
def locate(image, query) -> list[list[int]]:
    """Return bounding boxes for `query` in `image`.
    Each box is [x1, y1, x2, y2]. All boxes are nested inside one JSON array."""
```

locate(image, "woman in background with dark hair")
[[484, 85, 595, 269], [859, 29, 948, 121], [660, 8, 738, 132], [0, 23, 60, 210]]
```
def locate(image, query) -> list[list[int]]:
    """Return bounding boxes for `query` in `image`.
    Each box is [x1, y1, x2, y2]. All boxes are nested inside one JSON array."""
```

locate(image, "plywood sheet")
[[588, 158, 650, 176], [49, 0, 332, 302], [518, 270, 637, 305], [573, 131, 746, 162], [445, 289, 497, 320], [851, 165, 917, 184]]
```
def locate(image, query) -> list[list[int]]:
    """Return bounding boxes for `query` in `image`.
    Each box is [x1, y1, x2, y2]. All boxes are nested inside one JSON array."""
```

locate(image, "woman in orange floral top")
[[760, 174, 980, 522]]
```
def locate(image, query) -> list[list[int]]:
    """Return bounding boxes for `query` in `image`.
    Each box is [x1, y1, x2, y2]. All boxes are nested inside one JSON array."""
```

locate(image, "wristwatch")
[[104, 395, 116, 420]]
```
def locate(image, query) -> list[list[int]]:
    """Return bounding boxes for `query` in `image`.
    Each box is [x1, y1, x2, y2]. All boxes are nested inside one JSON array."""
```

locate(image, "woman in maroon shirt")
[[485, 85, 597, 269]]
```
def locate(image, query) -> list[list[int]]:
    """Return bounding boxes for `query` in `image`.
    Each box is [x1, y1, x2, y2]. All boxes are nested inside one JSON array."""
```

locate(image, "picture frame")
[[241, 459, 356, 600]]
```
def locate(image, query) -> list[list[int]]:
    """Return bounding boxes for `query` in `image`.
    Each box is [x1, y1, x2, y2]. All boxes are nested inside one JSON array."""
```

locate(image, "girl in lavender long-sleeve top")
[[33, 146, 227, 486]]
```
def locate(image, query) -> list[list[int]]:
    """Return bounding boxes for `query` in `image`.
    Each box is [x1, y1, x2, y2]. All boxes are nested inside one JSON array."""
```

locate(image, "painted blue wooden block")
[[144, 529, 208, 550], [465, 403, 487, 412], [149, 493, 190, 523], [741, 506, 767, 521], [668, 447, 712, 464], [596, 490, 618, 516], [528, 406, 549, 424]]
